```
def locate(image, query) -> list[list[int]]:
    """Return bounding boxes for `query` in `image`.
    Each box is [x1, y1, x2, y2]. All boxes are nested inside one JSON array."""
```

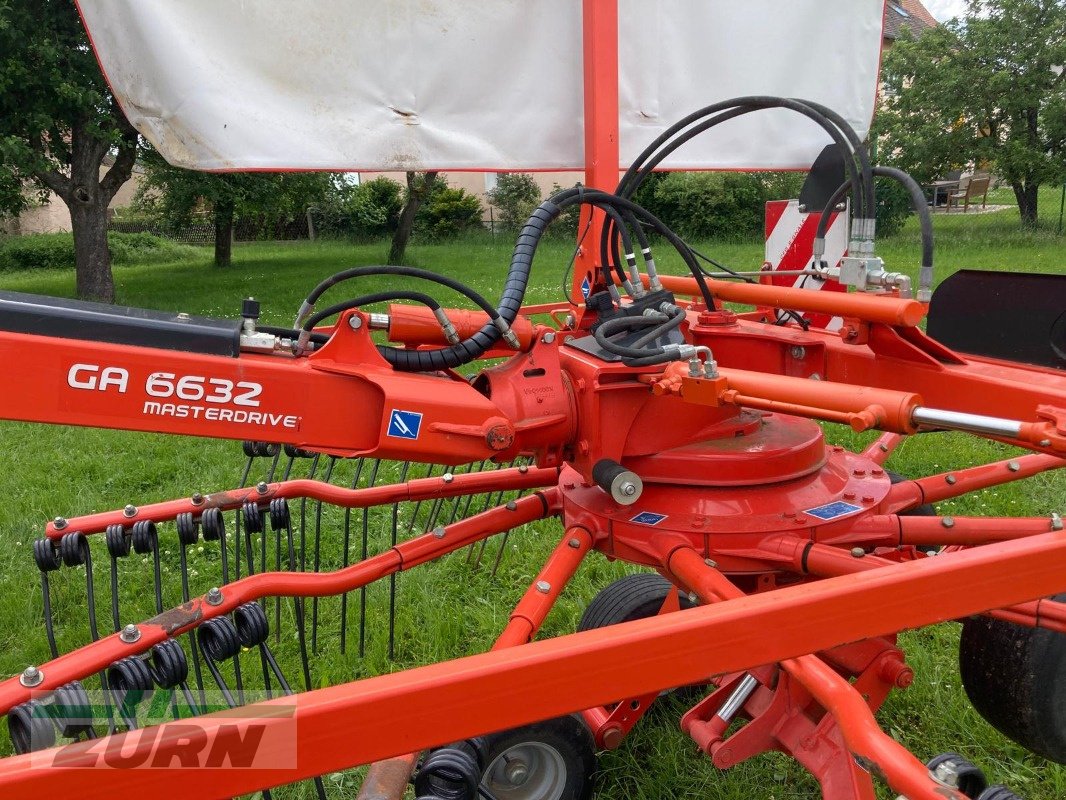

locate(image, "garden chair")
[[947, 174, 990, 213]]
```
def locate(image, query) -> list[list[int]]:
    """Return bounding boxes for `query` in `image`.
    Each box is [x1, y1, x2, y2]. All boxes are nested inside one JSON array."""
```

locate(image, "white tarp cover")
[[77, 0, 886, 172]]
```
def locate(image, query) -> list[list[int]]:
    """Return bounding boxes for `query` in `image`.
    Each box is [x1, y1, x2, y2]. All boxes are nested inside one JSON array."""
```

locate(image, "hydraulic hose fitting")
[[433, 308, 461, 345], [293, 299, 315, 331], [493, 318, 521, 350]]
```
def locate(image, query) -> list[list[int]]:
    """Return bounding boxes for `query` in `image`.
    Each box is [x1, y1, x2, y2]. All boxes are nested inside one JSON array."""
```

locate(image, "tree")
[[878, 0, 1066, 226], [0, 0, 139, 301], [486, 173, 541, 231], [136, 152, 330, 266], [388, 171, 438, 265]]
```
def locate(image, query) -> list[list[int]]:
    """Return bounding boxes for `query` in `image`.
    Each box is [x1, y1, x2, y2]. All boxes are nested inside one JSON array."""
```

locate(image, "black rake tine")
[[283, 516, 313, 691], [177, 540, 208, 706], [405, 463, 439, 537], [311, 456, 338, 654], [358, 458, 382, 659], [108, 553, 121, 633], [340, 457, 366, 655], [40, 571, 58, 659], [490, 530, 512, 577], [388, 461, 411, 661]]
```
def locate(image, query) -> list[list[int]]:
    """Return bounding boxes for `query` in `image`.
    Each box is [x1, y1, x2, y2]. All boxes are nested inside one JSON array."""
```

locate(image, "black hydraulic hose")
[[631, 305, 685, 348], [872, 166, 934, 273], [597, 203, 636, 290], [615, 97, 867, 217], [572, 189, 716, 309], [302, 291, 441, 332], [816, 166, 933, 273], [301, 265, 500, 322], [593, 314, 672, 358], [258, 325, 330, 345]]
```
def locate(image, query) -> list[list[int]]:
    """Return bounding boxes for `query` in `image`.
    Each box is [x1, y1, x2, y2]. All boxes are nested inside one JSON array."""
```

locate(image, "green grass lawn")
[[0, 199, 1064, 799]]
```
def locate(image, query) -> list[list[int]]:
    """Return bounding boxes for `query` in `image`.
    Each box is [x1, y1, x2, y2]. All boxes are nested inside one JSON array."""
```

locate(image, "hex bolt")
[[942, 517, 955, 528], [851, 547, 865, 558], [176, 312, 191, 321], [348, 315, 363, 330], [123, 504, 138, 518], [1052, 513, 1063, 532], [191, 493, 205, 505], [504, 755, 530, 785], [704, 558, 718, 568], [945, 474, 957, 485], [506, 501, 518, 511], [433, 526, 446, 539], [568, 538, 581, 548], [619, 482, 637, 497], [518, 464, 529, 473], [53, 517, 67, 530], [20, 666, 44, 688], [442, 473, 454, 484], [878, 443, 889, 452], [1039, 439, 1052, 447], [120, 623, 141, 644], [541, 332, 556, 344], [1007, 460, 1020, 472], [257, 481, 269, 494], [206, 587, 224, 606], [790, 346, 806, 359], [535, 581, 551, 594]]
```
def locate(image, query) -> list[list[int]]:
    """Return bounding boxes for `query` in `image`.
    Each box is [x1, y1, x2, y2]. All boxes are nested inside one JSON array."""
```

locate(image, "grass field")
[[0, 193, 1064, 799]]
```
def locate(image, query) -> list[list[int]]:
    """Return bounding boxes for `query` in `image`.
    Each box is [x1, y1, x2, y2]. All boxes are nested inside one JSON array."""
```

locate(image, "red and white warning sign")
[[764, 199, 849, 331]]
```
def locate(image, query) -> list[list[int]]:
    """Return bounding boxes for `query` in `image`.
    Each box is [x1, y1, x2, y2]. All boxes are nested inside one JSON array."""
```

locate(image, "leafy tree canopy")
[[0, 0, 139, 299], [877, 0, 1066, 225]]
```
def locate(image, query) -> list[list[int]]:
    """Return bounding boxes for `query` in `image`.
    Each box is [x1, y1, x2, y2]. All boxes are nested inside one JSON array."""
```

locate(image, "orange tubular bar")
[[10, 528, 1066, 798], [646, 273, 926, 327], [43, 465, 559, 539]]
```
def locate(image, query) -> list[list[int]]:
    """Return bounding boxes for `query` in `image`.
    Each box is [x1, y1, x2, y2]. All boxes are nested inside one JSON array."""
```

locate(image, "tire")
[[959, 593, 1066, 764], [579, 573, 695, 632], [480, 714, 597, 800]]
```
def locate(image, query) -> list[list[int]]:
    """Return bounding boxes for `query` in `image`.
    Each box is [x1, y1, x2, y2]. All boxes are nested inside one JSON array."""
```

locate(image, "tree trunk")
[[214, 199, 235, 267], [389, 171, 437, 265], [70, 197, 115, 302], [1012, 182, 1039, 227]]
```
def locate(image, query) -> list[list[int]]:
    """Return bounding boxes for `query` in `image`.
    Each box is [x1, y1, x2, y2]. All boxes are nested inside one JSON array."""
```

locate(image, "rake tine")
[[358, 458, 382, 659], [405, 463, 439, 538], [278, 510, 313, 691], [39, 571, 58, 659], [340, 457, 365, 655], [311, 456, 337, 655], [175, 522, 208, 706], [388, 461, 411, 661], [490, 530, 512, 577]]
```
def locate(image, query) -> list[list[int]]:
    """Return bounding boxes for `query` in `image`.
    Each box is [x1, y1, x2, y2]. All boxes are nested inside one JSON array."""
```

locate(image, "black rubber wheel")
[[479, 714, 596, 800], [579, 573, 694, 633], [959, 592, 1066, 764]]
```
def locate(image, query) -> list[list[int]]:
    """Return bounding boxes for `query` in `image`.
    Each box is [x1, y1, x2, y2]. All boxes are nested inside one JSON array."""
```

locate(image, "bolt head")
[[790, 346, 806, 359], [206, 587, 224, 606], [942, 516, 956, 528], [433, 526, 446, 539], [505, 760, 529, 785], [851, 547, 865, 558], [120, 623, 142, 643], [506, 500, 518, 511], [257, 481, 269, 494], [348, 315, 363, 330], [53, 517, 67, 530], [704, 558, 718, 568], [542, 332, 556, 344], [20, 666, 43, 688], [619, 482, 637, 497], [123, 504, 137, 518], [568, 538, 581, 548], [191, 493, 204, 505], [442, 472, 454, 483], [945, 475, 957, 485], [536, 580, 551, 593], [1007, 460, 1020, 472]]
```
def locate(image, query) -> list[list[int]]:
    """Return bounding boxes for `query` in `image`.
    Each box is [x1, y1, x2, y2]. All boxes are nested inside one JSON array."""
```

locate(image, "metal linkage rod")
[[43, 466, 559, 539]]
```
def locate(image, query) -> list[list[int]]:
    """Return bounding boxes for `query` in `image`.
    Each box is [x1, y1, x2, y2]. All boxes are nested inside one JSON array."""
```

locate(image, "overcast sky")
[[922, 0, 970, 21]]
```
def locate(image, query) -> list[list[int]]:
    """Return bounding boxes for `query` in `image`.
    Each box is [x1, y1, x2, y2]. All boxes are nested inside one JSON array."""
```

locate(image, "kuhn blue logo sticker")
[[804, 501, 863, 521], [580, 275, 592, 300], [387, 409, 423, 440], [630, 511, 668, 526]]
